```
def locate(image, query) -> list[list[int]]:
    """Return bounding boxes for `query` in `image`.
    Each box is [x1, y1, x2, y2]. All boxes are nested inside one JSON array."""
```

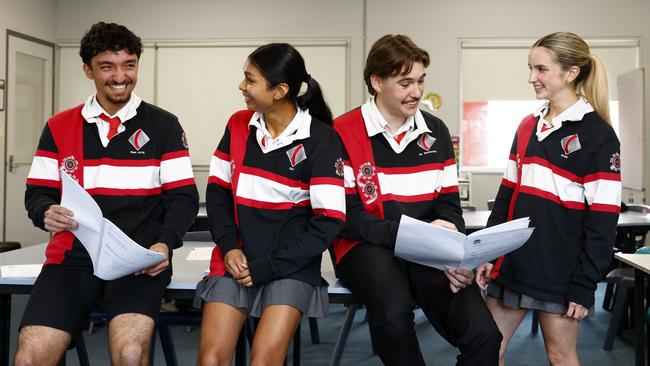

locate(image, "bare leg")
[[108, 313, 155, 366], [485, 296, 528, 366], [538, 311, 580, 366], [250, 305, 302, 366], [14, 326, 71, 366], [196, 301, 248, 366]]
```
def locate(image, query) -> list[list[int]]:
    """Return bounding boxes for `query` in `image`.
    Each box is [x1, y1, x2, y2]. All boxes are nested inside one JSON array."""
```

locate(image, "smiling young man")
[[332, 34, 502, 365], [15, 22, 199, 366]]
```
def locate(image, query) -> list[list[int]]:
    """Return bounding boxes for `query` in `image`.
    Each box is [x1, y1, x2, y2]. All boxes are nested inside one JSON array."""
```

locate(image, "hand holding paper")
[[60, 172, 165, 280], [395, 215, 534, 270]]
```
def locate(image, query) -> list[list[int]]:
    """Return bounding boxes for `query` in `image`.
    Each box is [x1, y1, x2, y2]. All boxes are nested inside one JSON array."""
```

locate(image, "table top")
[[0, 241, 350, 294], [615, 253, 650, 275], [463, 210, 650, 230]]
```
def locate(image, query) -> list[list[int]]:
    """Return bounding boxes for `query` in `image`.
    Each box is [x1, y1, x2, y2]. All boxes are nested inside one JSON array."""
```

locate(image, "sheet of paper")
[[186, 247, 213, 261], [60, 172, 103, 263], [95, 220, 165, 280], [460, 227, 534, 269], [395, 214, 534, 270], [395, 215, 466, 270], [1, 264, 43, 278], [60, 171, 165, 280]]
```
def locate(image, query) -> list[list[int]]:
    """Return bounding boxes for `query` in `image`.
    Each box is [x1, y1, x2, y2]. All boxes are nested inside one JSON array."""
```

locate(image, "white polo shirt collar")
[[81, 93, 142, 147]]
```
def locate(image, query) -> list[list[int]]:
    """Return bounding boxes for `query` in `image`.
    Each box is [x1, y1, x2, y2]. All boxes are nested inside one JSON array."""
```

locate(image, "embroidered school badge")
[[417, 133, 436, 152], [61, 155, 78, 174], [128, 129, 150, 151], [334, 158, 345, 177], [560, 134, 581, 156], [60, 155, 79, 182], [356, 162, 378, 204], [286, 144, 307, 168], [609, 152, 621, 172], [181, 131, 189, 149]]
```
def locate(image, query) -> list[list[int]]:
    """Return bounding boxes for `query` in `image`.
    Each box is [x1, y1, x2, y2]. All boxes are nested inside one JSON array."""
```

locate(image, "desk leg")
[[635, 270, 645, 366], [0, 294, 11, 366]]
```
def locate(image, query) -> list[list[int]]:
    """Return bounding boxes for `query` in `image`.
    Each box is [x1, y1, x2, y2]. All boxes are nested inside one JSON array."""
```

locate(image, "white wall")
[[0, 0, 57, 240], [56, 0, 366, 201], [4, 0, 647, 219]]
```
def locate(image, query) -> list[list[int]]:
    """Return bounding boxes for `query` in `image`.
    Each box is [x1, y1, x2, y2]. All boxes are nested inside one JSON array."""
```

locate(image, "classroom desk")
[[463, 210, 650, 242], [615, 253, 650, 366], [0, 241, 352, 366], [0, 242, 206, 366]]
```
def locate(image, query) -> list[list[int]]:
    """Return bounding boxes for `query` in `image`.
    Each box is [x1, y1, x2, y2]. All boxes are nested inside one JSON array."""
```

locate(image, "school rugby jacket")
[[25, 102, 199, 266], [332, 107, 464, 263], [489, 111, 621, 307], [206, 110, 346, 286]]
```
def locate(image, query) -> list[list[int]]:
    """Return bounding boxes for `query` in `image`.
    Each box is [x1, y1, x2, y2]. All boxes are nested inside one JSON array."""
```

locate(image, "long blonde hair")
[[533, 32, 611, 124]]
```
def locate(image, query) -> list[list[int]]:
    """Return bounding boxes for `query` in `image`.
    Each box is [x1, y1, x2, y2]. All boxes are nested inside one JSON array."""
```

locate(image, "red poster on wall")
[[462, 102, 488, 167]]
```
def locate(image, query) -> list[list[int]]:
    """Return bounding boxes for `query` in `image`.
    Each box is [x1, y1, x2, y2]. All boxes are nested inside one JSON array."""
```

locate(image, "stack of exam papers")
[[395, 215, 534, 270]]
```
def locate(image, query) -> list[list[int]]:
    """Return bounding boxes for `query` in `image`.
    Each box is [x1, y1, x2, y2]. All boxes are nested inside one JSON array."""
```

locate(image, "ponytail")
[[296, 75, 333, 125], [248, 43, 333, 125], [580, 54, 611, 124]]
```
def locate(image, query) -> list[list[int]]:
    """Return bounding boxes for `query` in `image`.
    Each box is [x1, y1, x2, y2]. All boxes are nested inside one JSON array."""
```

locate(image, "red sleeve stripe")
[[311, 177, 344, 187], [345, 187, 357, 194], [35, 149, 58, 159], [162, 177, 196, 190], [26, 178, 60, 188], [443, 158, 457, 167], [208, 175, 232, 189], [501, 178, 517, 190], [241, 166, 306, 189], [584, 172, 621, 183], [86, 187, 162, 196], [313, 208, 346, 222], [589, 203, 621, 214], [161, 150, 190, 161], [440, 186, 460, 194], [237, 197, 310, 210], [214, 149, 230, 161], [519, 186, 585, 210], [382, 192, 439, 203]]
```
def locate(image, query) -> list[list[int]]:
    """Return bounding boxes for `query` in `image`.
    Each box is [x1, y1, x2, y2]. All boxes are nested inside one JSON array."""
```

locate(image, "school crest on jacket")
[[286, 144, 307, 168]]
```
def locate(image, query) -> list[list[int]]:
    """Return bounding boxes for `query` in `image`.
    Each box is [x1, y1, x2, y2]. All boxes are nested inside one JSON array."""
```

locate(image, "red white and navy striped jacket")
[[206, 110, 346, 286], [333, 107, 464, 263], [25, 102, 199, 266], [489, 110, 621, 307]]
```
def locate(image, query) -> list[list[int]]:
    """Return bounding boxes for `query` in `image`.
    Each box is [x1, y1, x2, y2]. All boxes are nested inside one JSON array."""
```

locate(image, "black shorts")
[[20, 264, 172, 336]]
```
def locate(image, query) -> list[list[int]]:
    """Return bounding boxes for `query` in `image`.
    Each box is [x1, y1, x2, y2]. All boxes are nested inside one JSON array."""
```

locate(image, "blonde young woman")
[[476, 32, 621, 365]]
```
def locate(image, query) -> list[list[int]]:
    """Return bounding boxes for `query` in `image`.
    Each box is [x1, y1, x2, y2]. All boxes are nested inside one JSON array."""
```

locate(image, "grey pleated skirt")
[[486, 282, 594, 316], [194, 276, 328, 318]]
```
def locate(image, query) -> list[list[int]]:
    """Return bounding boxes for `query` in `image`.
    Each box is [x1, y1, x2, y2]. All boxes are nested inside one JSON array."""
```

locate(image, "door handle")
[[7, 155, 30, 173]]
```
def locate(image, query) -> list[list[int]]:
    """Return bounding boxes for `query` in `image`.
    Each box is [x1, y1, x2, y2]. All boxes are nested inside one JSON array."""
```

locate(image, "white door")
[[3, 33, 54, 246]]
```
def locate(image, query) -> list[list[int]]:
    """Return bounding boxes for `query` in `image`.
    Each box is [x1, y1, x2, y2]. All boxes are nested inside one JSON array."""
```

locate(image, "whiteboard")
[[617, 68, 645, 191], [155, 41, 348, 166]]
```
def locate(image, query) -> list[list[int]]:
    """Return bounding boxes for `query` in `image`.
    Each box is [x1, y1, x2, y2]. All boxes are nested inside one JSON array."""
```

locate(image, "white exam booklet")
[[60, 172, 165, 280], [394, 215, 534, 270]]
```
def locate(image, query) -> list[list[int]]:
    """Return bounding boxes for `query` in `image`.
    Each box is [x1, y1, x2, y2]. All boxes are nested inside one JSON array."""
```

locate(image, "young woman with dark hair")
[[195, 43, 345, 366]]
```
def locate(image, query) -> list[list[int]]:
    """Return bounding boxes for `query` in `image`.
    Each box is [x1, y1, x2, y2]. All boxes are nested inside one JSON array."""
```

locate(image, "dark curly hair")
[[79, 22, 143, 66]]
